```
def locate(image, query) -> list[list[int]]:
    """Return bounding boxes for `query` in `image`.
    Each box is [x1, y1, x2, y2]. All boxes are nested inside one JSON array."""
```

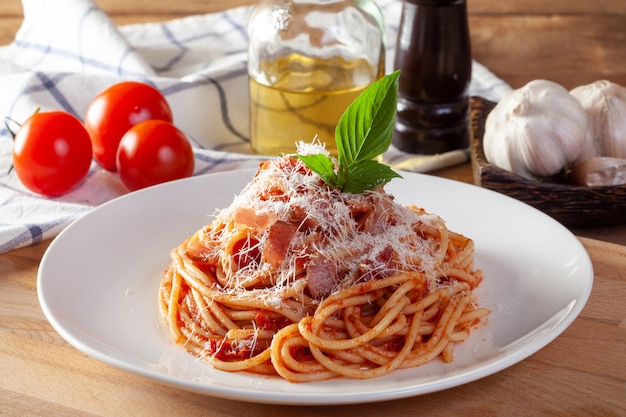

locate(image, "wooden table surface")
[[1, 1, 625, 416]]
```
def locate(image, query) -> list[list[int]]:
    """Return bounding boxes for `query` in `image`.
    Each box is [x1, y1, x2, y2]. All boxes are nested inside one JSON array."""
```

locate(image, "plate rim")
[[36, 169, 594, 405]]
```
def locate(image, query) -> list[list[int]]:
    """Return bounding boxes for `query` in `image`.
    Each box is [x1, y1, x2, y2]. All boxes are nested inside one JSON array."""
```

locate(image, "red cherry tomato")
[[84, 81, 173, 171], [116, 120, 194, 191], [12, 111, 93, 196]]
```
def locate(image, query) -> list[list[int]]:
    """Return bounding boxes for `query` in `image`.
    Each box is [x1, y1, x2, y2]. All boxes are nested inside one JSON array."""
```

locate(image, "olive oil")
[[249, 54, 383, 156]]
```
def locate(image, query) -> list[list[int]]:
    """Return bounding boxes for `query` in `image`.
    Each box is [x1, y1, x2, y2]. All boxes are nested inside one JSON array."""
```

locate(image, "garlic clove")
[[570, 156, 626, 186], [570, 80, 626, 159], [484, 79, 589, 180]]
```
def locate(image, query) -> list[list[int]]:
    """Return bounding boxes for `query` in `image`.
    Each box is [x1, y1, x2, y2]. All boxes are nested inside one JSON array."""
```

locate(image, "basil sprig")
[[297, 71, 402, 194]]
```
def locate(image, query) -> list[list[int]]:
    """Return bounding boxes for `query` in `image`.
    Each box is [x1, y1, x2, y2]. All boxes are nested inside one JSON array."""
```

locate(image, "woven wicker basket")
[[469, 96, 626, 227]]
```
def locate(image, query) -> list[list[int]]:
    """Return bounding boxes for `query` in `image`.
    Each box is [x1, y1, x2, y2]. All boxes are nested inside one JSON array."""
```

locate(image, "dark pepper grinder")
[[392, 0, 472, 154]]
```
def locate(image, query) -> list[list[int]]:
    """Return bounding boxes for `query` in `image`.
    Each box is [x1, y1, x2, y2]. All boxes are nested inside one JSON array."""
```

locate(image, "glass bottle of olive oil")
[[247, 0, 385, 156]]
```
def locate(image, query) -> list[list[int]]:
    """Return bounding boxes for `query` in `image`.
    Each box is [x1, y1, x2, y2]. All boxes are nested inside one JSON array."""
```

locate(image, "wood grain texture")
[[1, 237, 624, 416], [2, 0, 625, 89], [469, 15, 626, 89]]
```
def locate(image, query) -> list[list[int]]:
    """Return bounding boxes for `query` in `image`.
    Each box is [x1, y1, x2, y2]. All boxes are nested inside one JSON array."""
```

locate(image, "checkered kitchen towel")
[[0, 0, 512, 253]]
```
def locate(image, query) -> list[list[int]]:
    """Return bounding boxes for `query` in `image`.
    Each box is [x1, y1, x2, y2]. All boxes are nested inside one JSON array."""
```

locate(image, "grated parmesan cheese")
[[200, 148, 446, 305]]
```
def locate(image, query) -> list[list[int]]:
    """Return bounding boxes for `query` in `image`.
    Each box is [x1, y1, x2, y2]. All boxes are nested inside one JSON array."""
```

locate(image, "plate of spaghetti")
[[38, 152, 593, 405]]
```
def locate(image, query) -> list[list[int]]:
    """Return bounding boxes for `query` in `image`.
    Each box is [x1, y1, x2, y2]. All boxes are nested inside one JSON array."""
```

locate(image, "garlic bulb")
[[483, 79, 590, 180], [570, 156, 626, 186], [570, 80, 626, 158]]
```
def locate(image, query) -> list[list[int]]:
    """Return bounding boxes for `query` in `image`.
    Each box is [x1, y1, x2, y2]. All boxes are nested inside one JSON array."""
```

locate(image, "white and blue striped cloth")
[[0, 0, 512, 253]]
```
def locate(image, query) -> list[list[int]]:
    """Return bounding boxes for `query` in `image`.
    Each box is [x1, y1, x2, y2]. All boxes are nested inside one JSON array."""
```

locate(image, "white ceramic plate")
[[37, 170, 593, 405]]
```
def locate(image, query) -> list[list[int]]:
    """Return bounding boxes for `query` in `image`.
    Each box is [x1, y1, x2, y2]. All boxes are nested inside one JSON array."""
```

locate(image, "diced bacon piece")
[[262, 221, 297, 268], [357, 245, 401, 281], [185, 238, 213, 261], [348, 197, 377, 232], [232, 206, 276, 230], [288, 205, 319, 232], [255, 160, 272, 174], [348, 198, 371, 219], [185, 238, 219, 276], [372, 196, 397, 228], [306, 256, 338, 299]]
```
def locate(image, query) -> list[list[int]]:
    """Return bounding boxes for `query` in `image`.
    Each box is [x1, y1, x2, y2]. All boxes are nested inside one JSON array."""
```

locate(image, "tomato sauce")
[[254, 311, 292, 331], [232, 237, 261, 269]]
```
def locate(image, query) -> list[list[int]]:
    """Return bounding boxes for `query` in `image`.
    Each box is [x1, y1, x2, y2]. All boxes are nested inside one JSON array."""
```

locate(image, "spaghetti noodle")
[[159, 145, 488, 382]]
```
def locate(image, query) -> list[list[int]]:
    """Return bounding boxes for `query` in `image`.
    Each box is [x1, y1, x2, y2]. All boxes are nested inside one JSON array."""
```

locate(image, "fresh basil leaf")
[[336, 70, 400, 166], [297, 153, 339, 187], [341, 159, 402, 194], [296, 70, 402, 194]]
